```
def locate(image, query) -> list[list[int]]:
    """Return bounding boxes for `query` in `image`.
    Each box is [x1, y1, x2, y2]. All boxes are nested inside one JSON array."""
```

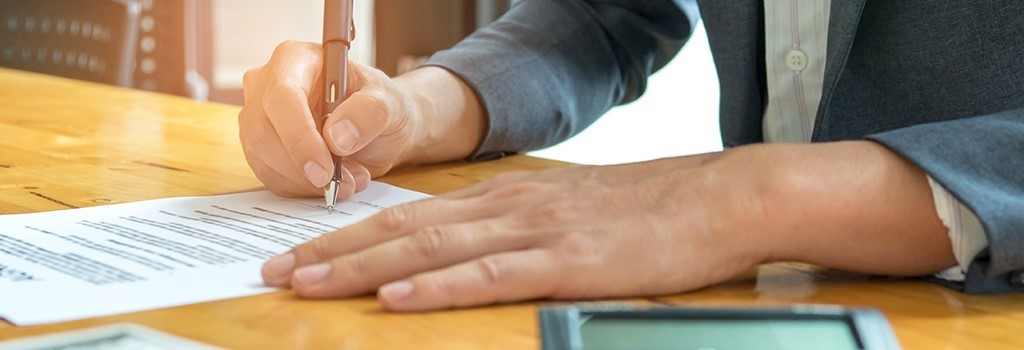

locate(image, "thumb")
[[323, 88, 393, 157], [324, 61, 413, 159]]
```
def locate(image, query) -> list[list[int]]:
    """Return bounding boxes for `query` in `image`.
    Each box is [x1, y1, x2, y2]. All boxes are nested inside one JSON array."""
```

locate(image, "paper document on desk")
[[0, 182, 430, 326]]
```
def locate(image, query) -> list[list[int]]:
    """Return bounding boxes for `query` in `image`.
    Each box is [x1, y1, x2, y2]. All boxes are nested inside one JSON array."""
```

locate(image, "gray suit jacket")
[[425, 0, 1024, 293]]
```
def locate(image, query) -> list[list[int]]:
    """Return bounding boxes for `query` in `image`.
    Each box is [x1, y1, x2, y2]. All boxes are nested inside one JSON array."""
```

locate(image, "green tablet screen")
[[580, 317, 860, 350]]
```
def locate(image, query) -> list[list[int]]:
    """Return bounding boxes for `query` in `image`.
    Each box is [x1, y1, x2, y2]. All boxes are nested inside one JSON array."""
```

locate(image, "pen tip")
[[327, 205, 335, 215]]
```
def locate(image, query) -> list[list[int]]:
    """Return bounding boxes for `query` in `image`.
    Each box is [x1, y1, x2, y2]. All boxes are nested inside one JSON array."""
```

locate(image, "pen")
[[322, 0, 355, 214]]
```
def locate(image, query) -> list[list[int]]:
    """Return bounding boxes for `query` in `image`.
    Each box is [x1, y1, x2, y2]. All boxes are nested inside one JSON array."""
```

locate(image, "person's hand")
[[261, 142, 956, 311], [238, 41, 484, 200], [261, 148, 777, 310], [239, 41, 414, 199]]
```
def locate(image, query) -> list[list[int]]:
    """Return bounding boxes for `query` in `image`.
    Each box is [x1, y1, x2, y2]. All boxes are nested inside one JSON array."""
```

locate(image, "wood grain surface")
[[1, 68, 1021, 349]]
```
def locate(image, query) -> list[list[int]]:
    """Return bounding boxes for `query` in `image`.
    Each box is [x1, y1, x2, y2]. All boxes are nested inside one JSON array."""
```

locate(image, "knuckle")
[[358, 90, 392, 117], [274, 40, 303, 54], [426, 274, 458, 300], [240, 126, 266, 153], [484, 181, 545, 201], [283, 132, 310, 154], [241, 128, 278, 161], [474, 257, 503, 285], [521, 202, 574, 227], [237, 105, 253, 124], [242, 67, 260, 88], [250, 164, 280, 188], [344, 252, 369, 276], [353, 60, 386, 80], [263, 82, 296, 102], [375, 206, 411, 232], [554, 231, 601, 262], [305, 237, 335, 262], [408, 226, 450, 259], [349, 60, 384, 87], [260, 81, 299, 105]]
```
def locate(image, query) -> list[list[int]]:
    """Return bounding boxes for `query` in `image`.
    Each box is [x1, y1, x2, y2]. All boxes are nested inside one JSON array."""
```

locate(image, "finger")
[[263, 198, 461, 287], [323, 89, 391, 156], [329, 162, 357, 203], [289, 218, 533, 298], [258, 42, 331, 188], [239, 111, 322, 195], [244, 153, 319, 197], [262, 189, 542, 286], [266, 41, 322, 96], [262, 84, 335, 188], [377, 249, 560, 311], [241, 66, 262, 104], [262, 41, 325, 121], [342, 59, 369, 100], [340, 159, 372, 193]]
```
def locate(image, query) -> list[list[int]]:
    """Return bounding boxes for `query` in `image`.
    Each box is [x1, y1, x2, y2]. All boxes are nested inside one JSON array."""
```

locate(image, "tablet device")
[[539, 304, 901, 350]]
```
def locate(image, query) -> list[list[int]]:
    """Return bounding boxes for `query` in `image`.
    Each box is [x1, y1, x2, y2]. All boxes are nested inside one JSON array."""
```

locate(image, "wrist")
[[743, 144, 829, 264], [393, 67, 486, 166], [654, 147, 788, 268], [751, 141, 953, 274], [711, 145, 798, 266]]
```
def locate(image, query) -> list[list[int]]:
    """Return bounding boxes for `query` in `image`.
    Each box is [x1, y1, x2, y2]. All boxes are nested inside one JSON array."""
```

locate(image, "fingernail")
[[379, 280, 414, 302], [329, 119, 359, 154], [293, 263, 331, 286], [304, 161, 329, 187], [263, 253, 295, 279]]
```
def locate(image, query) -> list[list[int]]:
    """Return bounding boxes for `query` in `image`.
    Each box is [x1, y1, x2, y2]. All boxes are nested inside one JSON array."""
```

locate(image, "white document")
[[0, 182, 430, 326]]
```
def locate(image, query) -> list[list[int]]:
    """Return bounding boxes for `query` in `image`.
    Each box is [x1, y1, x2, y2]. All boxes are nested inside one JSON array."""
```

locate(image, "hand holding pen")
[[237, 6, 486, 207]]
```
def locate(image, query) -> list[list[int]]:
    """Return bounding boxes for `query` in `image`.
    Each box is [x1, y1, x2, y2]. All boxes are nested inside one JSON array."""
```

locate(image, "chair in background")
[[134, 0, 208, 100], [0, 0, 141, 87]]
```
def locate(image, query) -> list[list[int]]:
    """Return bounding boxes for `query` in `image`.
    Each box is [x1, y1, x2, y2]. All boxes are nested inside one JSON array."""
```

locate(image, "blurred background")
[[0, 0, 721, 164]]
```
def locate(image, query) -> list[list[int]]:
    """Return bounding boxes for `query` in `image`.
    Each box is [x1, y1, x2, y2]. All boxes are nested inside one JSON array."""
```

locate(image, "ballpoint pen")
[[322, 0, 354, 214]]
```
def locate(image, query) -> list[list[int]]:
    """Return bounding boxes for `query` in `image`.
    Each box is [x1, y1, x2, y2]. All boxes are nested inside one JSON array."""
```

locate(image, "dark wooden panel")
[[374, 0, 472, 76]]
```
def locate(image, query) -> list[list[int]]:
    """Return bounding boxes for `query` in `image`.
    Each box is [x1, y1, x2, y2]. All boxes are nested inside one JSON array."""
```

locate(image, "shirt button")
[[786, 50, 808, 71]]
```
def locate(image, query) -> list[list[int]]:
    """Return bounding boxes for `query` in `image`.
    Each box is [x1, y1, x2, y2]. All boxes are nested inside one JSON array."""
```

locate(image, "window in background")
[[528, 22, 722, 165], [210, 0, 374, 104], [207, 1, 721, 164]]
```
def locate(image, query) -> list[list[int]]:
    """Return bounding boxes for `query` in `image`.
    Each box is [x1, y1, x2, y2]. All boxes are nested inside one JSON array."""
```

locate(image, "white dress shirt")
[[762, 0, 987, 281]]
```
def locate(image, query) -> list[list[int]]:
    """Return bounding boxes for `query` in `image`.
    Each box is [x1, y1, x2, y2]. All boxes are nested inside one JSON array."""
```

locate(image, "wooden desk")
[[1, 68, 1022, 349]]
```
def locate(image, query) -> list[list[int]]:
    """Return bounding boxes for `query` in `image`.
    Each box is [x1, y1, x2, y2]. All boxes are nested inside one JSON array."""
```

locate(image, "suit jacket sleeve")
[[869, 108, 1024, 293], [423, 0, 699, 160]]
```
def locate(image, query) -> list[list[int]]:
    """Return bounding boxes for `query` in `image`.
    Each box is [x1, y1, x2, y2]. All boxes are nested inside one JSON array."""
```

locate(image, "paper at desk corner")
[[0, 181, 430, 326]]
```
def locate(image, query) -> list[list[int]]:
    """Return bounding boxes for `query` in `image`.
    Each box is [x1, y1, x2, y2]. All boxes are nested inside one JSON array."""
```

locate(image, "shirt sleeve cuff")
[[927, 175, 989, 282]]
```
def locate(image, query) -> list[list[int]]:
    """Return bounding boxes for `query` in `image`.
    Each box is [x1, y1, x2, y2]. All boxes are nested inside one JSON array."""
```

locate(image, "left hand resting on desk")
[[262, 141, 956, 311]]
